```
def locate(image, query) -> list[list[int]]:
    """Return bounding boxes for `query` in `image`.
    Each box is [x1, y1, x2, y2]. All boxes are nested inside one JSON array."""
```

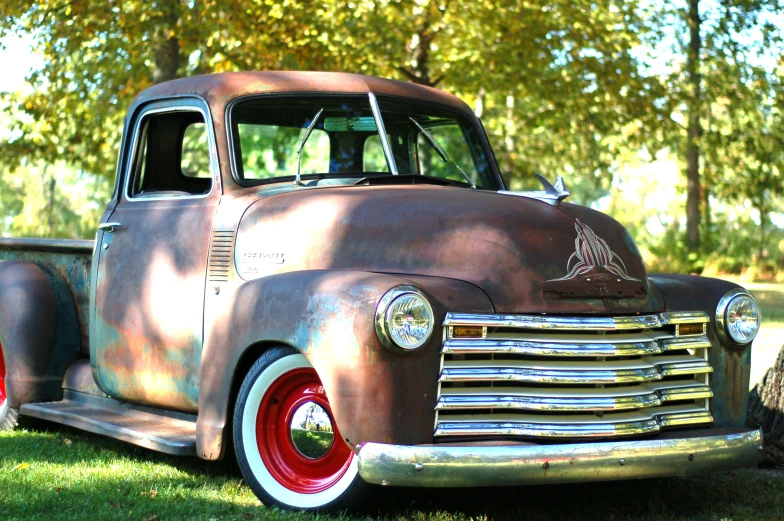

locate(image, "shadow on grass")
[[4, 419, 784, 521]]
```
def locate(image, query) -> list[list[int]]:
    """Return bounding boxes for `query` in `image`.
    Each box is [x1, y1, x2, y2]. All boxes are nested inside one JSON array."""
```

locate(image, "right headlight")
[[375, 285, 434, 353], [716, 288, 761, 345]]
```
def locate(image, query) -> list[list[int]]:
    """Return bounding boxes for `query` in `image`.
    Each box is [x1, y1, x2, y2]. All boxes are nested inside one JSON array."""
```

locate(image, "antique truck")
[[0, 71, 764, 510]]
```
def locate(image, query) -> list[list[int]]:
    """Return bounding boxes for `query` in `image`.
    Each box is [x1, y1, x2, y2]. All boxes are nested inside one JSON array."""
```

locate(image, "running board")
[[20, 390, 197, 456]]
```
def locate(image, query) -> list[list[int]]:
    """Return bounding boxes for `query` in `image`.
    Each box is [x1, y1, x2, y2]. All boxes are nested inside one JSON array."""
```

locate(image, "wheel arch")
[[195, 269, 494, 460]]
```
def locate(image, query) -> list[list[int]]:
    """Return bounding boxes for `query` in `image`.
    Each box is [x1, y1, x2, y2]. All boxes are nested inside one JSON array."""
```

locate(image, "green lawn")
[[3, 421, 784, 521]]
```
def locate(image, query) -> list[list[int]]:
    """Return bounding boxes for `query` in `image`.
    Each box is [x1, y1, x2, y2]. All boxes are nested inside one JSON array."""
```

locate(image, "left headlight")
[[716, 288, 761, 345], [375, 285, 435, 353]]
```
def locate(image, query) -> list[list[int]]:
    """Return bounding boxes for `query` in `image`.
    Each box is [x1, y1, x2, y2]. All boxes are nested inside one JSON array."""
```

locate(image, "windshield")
[[230, 94, 498, 189]]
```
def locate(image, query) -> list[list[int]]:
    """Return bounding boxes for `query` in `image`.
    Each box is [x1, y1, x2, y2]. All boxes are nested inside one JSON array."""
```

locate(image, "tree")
[[652, 0, 783, 256], [1, 0, 663, 202]]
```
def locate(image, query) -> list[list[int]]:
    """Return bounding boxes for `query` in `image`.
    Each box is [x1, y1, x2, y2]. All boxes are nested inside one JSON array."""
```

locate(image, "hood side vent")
[[208, 230, 235, 282]]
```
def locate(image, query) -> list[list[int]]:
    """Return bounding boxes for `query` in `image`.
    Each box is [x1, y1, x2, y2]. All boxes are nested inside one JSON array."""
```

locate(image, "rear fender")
[[196, 270, 493, 460], [0, 261, 82, 407]]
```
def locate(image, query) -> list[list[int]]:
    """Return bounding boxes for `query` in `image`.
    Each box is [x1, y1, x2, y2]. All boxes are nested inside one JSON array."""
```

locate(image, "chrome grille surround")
[[436, 312, 713, 439]]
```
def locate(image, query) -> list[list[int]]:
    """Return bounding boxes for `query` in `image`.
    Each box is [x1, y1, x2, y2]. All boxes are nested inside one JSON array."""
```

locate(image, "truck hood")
[[234, 185, 663, 314]]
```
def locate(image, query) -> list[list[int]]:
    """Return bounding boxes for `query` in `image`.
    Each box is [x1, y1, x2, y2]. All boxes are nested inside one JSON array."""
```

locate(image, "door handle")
[[98, 222, 123, 233]]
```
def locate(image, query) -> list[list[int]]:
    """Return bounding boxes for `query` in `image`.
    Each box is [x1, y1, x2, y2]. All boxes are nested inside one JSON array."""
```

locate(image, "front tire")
[[0, 341, 18, 431], [233, 347, 365, 510]]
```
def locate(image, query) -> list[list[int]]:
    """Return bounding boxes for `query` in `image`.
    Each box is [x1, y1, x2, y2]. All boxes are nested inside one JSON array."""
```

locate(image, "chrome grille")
[[435, 312, 712, 439]]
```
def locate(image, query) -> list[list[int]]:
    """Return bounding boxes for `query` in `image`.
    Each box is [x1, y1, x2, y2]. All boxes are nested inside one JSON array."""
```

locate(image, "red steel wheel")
[[234, 347, 363, 510], [0, 341, 6, 415], [0, 341, 16, 431]]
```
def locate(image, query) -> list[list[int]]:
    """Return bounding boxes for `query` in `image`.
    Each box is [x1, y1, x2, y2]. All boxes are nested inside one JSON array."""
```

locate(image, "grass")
[[3, 420, 784, 521]]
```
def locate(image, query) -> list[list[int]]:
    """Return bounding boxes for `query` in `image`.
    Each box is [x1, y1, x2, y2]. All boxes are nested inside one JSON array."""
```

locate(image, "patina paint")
[[232, 186, 658, 314], [92, 195, 218, 413], [0, 261, 81, 407], [196, 269, 493, 459], [0, 239, 92, 353]]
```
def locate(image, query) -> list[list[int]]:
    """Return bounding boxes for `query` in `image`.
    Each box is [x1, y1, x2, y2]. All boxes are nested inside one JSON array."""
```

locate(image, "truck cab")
[[0, 71, 763, 511]]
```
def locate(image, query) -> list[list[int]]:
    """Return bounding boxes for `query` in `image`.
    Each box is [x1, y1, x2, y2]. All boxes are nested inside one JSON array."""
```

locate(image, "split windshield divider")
[[368, 93, 399, 175]]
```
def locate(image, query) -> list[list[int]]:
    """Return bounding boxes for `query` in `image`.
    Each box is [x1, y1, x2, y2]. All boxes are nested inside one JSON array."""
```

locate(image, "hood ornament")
[[498, 174, 570, 206]]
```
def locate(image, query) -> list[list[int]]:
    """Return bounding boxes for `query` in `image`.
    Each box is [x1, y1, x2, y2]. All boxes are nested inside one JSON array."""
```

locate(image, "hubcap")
[[290, 401, 334, 459], [0, 342, 6, 414], [255, 367, 353, 494]]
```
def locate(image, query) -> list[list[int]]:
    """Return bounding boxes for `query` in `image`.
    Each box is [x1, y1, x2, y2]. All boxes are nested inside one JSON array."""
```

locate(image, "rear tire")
[[0, 340, 18, 431], [233, 346, 366, 510]]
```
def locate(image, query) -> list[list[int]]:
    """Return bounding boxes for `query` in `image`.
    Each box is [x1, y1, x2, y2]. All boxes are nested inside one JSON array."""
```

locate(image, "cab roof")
[[129, 71, 473, 115]]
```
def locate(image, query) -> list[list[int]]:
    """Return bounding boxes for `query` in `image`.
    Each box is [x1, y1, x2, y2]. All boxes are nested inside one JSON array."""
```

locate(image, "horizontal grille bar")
[[443, 311, 709, 331], [443, 335, 711, 358], [435, 405, 713, 439], [439, 356, 711, 385], [436, 383, 712, 412]]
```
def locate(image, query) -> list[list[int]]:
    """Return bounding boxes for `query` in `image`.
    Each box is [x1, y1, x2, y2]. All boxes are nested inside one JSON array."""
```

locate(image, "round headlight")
[[716, 289, 761, 345], [375, 286, 434, 353]]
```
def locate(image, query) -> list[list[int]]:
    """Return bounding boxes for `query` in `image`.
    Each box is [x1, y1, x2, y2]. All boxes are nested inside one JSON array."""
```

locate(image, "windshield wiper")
[[295, 108, 324, 186], [408, 117, 476, 189]]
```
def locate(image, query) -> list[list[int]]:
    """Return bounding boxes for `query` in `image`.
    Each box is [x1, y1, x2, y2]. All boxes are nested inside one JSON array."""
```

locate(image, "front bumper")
[[356, 428, 762, 487]]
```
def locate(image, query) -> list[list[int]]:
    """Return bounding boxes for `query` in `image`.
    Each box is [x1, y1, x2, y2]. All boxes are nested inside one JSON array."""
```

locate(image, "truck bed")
[[0, 238, 93, 351]]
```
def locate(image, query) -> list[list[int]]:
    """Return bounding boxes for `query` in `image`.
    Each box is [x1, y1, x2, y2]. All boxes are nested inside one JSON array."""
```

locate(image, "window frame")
[[122, 98, 220, 202]]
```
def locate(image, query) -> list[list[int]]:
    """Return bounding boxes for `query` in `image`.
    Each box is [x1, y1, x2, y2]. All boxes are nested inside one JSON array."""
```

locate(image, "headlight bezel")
[[375, 285, 435, 354], [715, 288, 761, 346]]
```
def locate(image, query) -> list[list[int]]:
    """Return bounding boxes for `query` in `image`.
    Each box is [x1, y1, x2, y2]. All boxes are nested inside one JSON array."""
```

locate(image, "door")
[[92, 100, 220, 412]]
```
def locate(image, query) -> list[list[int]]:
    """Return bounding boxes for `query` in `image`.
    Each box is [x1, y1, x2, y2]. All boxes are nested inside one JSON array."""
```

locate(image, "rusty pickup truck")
[[0, 71, 763, 510]]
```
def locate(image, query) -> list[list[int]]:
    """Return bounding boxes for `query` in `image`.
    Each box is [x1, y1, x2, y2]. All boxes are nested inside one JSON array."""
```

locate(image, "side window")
[[129, 110, 213, 198]]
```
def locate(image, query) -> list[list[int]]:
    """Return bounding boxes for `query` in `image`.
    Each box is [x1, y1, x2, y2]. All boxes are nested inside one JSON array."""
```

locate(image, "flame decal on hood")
[[550, 219, 640, 282]]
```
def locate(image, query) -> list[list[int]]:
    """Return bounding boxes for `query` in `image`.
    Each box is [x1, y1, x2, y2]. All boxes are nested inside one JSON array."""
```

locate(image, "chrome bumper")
[[356, 428, 762, 487]]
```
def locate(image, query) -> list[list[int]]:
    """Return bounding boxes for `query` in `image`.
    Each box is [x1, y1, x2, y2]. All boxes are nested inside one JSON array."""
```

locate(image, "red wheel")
[[234, 347, 364, 510], [0, 341, 16, 430], [0, 341, 6, 415]]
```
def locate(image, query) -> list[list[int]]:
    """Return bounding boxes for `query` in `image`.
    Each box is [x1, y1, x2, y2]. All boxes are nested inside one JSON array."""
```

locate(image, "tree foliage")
[[0, 0, 782, 277]]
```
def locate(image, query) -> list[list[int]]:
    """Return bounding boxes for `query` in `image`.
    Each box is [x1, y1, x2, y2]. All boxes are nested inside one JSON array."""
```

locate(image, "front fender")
[[197, 269, 493, 460], [0, 261, 82, 407], [649, 274, 752, 428]]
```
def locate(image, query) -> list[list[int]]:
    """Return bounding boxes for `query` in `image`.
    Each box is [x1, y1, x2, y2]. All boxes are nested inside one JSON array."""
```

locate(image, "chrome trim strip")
[[368, 92, 398, 175], [434, 408, 713, 438], [123, 102, 220, 202], [442, 336, 710, 357], [443, 311, 709, 331], [356, 429, 762, 487], [436, 393, 662, 412], [436, 384, 713, 412], [439, 357, 710, 385], [439, 366, 663, 384], [434, 419, 661, 438]]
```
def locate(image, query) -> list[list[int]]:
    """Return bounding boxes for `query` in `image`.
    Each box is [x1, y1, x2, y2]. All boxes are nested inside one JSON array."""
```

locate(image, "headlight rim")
[[715, 287, 761, 346], [375, 285, 434, 354]]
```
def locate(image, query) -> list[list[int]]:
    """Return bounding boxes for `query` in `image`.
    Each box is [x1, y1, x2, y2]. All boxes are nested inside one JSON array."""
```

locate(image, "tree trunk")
[[152, 0, 180, 84], [748, 344, 784, 466], [685, 0, 702, 252]]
